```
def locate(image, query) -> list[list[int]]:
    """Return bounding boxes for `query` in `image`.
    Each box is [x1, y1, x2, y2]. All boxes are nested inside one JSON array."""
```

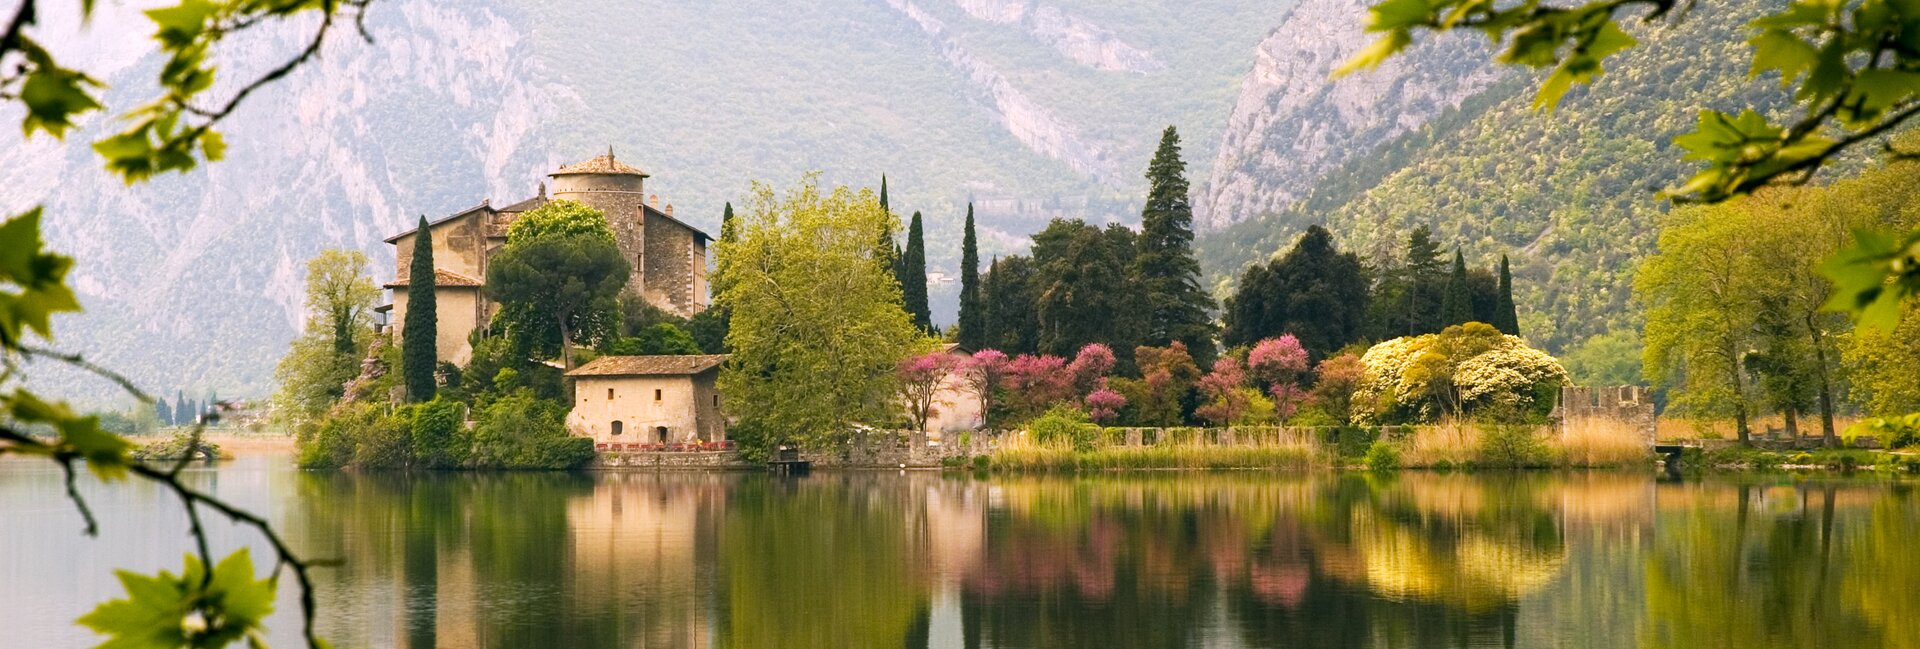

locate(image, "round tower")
[[548, 149, 650, 300]]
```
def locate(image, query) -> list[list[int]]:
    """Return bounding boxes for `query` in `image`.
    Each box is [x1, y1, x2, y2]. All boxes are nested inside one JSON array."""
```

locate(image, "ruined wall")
[[1556, 385, 1657, 444]]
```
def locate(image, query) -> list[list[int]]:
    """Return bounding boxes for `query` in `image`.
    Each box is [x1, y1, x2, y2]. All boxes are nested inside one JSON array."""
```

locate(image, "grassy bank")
[[1694, 447, 1920, 473], [1389, 418, 1653, 470]]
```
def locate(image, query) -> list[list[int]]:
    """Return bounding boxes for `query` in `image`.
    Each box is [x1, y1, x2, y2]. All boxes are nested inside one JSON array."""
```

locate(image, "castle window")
[[607, 388, 615, 400], [654, 389, 663, 401], [611, 421, 624, 436], [713, 395, 719, 408]]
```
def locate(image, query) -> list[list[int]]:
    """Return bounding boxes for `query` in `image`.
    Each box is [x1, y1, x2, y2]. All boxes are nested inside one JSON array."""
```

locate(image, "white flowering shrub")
[[1353, 323, 1570, 424]]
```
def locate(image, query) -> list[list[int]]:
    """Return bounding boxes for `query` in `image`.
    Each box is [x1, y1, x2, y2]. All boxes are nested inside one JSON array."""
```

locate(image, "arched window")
[[611, 421, 624, 436], [655, 426, 669, 443]]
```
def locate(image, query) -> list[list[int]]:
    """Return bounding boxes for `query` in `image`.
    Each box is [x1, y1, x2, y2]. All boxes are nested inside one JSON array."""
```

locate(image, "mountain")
[[4, 0, 1290, 404], [1194, 0, 1796, 352]]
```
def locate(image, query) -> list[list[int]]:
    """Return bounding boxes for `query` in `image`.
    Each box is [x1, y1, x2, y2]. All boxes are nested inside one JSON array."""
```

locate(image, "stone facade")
[[1554, 385, 1657, 444], [381, 151, 711, 366], [565, 355, 729, 445]]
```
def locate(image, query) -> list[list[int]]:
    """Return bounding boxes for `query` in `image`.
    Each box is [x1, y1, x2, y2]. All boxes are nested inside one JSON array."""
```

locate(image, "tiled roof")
[[384, 269, 483, 288], [567, 354, 728, 377], [552, 151, 647, 177]]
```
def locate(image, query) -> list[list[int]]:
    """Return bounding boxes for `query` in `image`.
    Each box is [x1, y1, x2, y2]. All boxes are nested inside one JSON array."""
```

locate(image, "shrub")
[[1846, 414, 1920, 450], [1028, 405, 1100, 452], [131, 431, 223, 462], [296, 403, 407, 469], [468, 389, 593, 469], [1352, 324, 1569, 424], [1477, 424, 1554, 468], [411, 398, 468, 469], [1363, 439, 1400, 471]]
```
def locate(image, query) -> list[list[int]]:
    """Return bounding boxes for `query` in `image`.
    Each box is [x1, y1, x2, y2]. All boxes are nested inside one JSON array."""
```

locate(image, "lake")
[[3, 455, 1916, 648]]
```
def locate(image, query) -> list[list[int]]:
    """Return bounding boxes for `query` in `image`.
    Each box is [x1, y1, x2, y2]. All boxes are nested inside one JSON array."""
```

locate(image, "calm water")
[[3, 455, 1917, 648]]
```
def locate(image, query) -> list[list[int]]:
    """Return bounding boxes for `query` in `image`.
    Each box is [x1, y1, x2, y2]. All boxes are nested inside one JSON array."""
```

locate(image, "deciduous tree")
[[718, 177, 926, 451]]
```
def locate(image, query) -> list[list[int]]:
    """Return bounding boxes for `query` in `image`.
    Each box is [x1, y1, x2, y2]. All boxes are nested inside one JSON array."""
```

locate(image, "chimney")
[[537, 181, 546, 198], [649, 194, 659, 208], [665, 203, 674, 217]]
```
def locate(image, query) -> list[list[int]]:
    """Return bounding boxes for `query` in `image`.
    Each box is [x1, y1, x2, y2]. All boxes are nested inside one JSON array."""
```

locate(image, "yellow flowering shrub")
[[1353, 323, 1570, 424]]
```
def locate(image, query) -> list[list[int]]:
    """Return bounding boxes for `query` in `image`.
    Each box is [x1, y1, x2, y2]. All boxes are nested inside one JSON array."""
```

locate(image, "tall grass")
[[1557, 417, 1654, 467], [1400, 421, 1479, 467], [988, 433, 1320, 472]]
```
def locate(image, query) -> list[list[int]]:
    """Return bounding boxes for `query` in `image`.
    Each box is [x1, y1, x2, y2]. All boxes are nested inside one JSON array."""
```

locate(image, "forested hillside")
[[3, 0, 1287, 403], [1196, 0, 1797, 352]]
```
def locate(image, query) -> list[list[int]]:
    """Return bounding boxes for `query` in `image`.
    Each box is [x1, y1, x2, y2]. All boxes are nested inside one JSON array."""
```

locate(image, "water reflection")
[[7, 460, 1913, 648]]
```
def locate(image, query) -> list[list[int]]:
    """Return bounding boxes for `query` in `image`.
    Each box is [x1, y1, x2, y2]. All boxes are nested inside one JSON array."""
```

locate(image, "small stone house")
[[566, 354, 728, 446]]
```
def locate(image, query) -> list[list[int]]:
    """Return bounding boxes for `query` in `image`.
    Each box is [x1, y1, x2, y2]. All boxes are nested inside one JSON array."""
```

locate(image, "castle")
[[379, 151, 711, 366]]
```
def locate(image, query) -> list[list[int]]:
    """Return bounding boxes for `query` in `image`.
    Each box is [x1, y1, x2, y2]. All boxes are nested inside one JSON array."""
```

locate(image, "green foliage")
[[274, 249, 378, 428], [1028, 405, 1100, 452], [78, 550, 277, 649], [1493, 255, 1520, 335], [1823, 228, 1920, 329], [1847, 414, 1920, 450], [129, 431, 222, 463], [1221, 225, 1371, 359], [505, 199, 618, 244], [686, 307, 731, 354], [1363, 438, 1401, 471], [403, 216, 439, 402], [899, 211, 932, 332], [956, 204, 984, 350], [1030, 219, 1140, 357], [410, 399, 467, 469], [1563, 327, 1645, 387], [0, 209, 81, 348], [468, 390, 595, 470], [1440, 250, 1473, 327], [1134, 127, 1216, 359], [605, 323, 703, 356], [487, 231, 629, 372], [1476, 425, 1554, 469], [1844, 303, 1920, 415], [717, 177, 925, 452]]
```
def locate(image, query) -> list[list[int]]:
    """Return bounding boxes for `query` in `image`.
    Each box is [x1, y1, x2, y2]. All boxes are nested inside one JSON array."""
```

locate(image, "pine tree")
[[1132, 126, 1216, 358], [720, 202, 737, 243], [403, 215, 439, 401], [1403, 226, 1447, 335], [900, 211, 931, 331], [957, 203, 985, 349], [1441, 250, 1473, 326], [1495, 254, 1520, 335]]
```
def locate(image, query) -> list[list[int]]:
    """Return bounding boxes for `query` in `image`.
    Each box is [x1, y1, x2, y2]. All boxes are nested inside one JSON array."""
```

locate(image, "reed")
[[1556, 417, 1654, 467]]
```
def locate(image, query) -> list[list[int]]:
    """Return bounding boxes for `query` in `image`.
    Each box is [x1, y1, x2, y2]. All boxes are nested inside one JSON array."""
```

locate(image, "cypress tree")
[[1495, 254, 1520, 335], [874, 176, 897, 278], [900, 211, 931, 331], [1440, 249, 1473, 326], [172, 389, 185, 426], [153, 398, 171, 428], [1133, 126, 1216, 357], [403, 215, 439, 401], [957, 203, 985, 349], [720, 202, 736, 243]]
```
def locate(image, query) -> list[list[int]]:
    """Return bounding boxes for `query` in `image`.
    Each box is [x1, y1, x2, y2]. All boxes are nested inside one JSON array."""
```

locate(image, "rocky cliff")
[[1196, 0, 1505, 230]]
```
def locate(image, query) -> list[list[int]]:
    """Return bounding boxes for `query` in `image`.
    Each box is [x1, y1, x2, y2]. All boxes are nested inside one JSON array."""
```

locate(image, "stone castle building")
[[380, 151, 711, 365]]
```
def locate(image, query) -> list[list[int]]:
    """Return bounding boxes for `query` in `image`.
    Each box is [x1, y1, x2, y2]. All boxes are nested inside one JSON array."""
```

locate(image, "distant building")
[[381, 150, 711, 366], [565, 354, 729, 446], [924, 344, 983, 434]]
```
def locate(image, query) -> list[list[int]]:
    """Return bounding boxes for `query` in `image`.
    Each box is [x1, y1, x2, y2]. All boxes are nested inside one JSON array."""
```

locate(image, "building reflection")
[[283, 470, 1913, 649]]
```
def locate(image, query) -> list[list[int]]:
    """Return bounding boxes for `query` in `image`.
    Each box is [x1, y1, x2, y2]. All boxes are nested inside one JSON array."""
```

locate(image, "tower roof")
[[550, 148, 648, 177]]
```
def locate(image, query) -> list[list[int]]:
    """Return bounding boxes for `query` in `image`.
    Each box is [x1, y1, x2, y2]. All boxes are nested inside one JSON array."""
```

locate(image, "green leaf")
[[145, 0, 219, 47], [1367, 0, 1435, 31], [1747, 29, 1819, 86], [0, 209, 83, 346], [1335, 32, 1413, 76], [19, 67, 103, 137], [1847, 69, 1920, 123]]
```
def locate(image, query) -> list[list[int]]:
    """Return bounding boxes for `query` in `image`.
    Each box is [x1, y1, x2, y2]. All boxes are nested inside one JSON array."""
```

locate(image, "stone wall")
[[642, 213, 701, 317], [1554, 385, 1657, 444], [590, 450, 754, 470]]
